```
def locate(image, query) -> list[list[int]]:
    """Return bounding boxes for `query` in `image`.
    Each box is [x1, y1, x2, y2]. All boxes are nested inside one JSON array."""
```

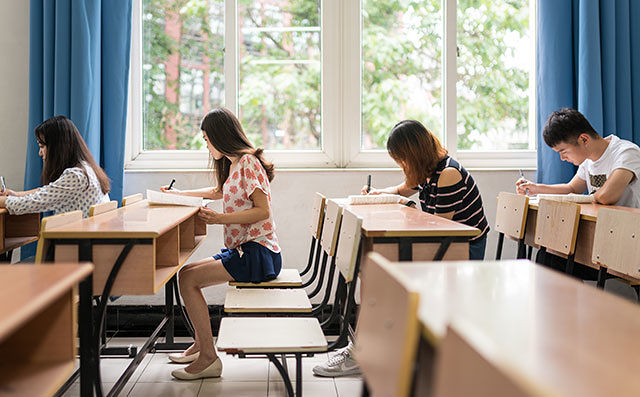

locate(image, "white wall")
[[0, 0, 29, 190]]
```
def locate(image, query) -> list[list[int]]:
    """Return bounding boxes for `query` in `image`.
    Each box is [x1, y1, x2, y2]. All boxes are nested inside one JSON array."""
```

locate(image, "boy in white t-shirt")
[[517, 108, 640, 208]]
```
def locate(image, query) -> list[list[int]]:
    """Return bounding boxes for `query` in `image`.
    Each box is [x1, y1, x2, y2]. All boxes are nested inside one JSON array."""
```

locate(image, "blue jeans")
[[469, 234, 487, 260]]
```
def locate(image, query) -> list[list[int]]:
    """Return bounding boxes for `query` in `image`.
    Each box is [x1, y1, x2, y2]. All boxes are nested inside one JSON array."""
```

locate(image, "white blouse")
[[5, 162, 110, 218]]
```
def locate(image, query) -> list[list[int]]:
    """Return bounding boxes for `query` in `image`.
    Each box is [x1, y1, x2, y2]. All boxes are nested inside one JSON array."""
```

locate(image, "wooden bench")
[[495, 192, 529, 259], [121, 192, 143, 206], [217, 207, 365, 396], [89, 200, 118, 217], [355, 252, 420, 397], [592, 207, 640, 296], [534, 199, 581, 275]]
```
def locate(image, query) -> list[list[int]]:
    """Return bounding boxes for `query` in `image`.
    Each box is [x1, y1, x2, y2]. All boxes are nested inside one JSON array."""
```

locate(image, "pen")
[[366, 174, 371, 194], [168, 179, 176, 190], [0, 176, 5, 193], [519, 169, 529, 195]]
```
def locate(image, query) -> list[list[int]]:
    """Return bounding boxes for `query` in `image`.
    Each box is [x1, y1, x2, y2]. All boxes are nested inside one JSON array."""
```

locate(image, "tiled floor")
[[62, 337, 362, 397]]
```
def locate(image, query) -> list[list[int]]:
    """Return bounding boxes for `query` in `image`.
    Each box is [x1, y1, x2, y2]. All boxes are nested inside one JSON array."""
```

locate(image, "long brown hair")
[[35, 116, 110, 194], [386, 120, 448, 187], [200, 108, 275, 190]]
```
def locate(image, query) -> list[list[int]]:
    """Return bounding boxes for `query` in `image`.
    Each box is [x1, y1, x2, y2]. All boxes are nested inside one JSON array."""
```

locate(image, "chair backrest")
[[495, 192, 529, 240], [334, 208, 363, 282], [354, 252, 420, 397], [89, 200, 118, 217], [121, 193, 143, 206], [309, 192, 326, 239], [433, 324, 534, 397], [533, 199, 580, 255], [320, 199, 343, 256], [592, 207, 640, 278], [35, 210, 83, 263]]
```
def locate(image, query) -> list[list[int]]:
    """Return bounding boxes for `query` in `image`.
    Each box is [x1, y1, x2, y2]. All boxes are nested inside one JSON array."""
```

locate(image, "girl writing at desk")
[[313, 119, 490, 379], [161, 107, 281, 380], [0, 115, 110, 217]]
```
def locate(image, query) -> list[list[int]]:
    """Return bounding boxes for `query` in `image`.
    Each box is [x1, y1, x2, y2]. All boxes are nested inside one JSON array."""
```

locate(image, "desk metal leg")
[[154, 276, 191, 351], [79, 274, 95, 397]]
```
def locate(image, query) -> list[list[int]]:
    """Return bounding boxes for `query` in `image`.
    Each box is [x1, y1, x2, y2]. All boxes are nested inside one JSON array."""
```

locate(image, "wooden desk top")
[[0, 264, 93, 341], [41, 200, 200, 239], [343, 203, 480, 238], [529, 200, 640, 222], [394, 259, 640, 397]]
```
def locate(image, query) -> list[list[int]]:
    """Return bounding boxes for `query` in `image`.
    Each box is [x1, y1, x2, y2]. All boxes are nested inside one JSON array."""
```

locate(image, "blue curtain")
[[24, 0, 132, 258], [536, 0, 640, 183]]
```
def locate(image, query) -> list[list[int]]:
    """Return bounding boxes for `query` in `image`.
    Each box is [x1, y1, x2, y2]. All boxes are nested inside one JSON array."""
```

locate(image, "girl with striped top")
[[363, 120, 489, 260], [0, 116, 110, 218]]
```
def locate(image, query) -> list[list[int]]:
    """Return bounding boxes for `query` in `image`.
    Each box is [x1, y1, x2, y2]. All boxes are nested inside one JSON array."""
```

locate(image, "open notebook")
[[147, 189, 203, 207], [530, 193, 595, 204], [348, 194, 410, 205]]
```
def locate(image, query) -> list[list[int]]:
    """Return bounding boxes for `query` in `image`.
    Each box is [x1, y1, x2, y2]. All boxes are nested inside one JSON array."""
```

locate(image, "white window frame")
[[126, 0, 537, 170]]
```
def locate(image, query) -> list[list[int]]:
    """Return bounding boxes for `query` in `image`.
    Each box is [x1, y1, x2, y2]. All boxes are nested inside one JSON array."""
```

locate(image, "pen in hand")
[[519, 169, 529, 195], [366, 174, 371, 194], [0, 176, 5, 193], [167, 179, 176, 190]]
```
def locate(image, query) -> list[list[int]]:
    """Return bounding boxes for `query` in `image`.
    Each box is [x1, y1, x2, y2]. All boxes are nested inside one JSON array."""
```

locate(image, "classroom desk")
[[524, 201, 640, 282], [344, 203, 480, 261], [0, 264, 93, 397], [394, 259, 640, 397], [0, 208, 39, 262], [40, 200, 207, 397]]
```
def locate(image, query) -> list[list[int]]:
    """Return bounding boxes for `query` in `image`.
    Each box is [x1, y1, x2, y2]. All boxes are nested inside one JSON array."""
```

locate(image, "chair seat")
[[229, 268, 302, 288], [217, 317, 327, 354], [224, 287, 312, 313]]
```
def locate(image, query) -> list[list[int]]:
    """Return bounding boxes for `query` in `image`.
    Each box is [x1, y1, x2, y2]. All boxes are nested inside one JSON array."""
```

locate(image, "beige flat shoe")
[[172, 357, 223, 380], [168, 351, 200, 364]]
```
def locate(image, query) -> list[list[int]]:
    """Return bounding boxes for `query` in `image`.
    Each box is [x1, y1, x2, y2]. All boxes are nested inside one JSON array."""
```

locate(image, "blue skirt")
[[214, 241, 282, 283]]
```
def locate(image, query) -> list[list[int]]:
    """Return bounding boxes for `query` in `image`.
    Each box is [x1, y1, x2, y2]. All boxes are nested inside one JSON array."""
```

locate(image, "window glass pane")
[[238, 0, 321, 150], [457, 0, 530, 150], [142, 0, 225, 150], [361, 0, 443, 150]]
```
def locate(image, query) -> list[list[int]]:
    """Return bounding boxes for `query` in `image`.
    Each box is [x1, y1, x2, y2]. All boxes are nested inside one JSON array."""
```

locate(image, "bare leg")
[[178, 258, 233, 373], [178, 259, 216, 356]]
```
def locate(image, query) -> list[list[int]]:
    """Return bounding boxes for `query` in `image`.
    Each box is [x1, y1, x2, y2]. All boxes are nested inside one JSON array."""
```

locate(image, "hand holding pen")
[[160, 179, 180, 193], [516, 169, 536, 196]]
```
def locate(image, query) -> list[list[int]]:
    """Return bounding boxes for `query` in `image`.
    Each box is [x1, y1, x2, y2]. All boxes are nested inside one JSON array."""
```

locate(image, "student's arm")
[[433, 167, 463, 220], [362, 181, 416, 197], [160, 186, 223, 200], [1, 188, 39, 197], [516, 174, 587, 196], [592, 168, 635, 205], [2, 170, 82, 215], [197, 188, 270, 224]]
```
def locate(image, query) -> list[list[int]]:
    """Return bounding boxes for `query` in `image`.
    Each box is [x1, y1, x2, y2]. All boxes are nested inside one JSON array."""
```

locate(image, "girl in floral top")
[[0, 116, 110, 217], [162, 107, 281, 380]]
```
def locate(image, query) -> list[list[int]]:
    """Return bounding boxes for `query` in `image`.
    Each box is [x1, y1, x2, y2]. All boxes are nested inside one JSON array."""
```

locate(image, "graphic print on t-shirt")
[[589, 173, 607, 193]]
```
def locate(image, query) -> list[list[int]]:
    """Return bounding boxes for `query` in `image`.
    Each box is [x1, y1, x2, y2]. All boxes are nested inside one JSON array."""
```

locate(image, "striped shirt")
[[417, 156, 489, 240]]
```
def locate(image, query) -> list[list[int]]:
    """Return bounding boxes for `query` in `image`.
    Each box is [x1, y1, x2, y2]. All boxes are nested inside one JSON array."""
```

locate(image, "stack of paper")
[[146, 189, 203, 207]]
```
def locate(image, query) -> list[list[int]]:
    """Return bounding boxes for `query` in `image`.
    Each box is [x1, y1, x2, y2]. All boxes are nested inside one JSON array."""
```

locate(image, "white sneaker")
[[312, 346, 361, 377]]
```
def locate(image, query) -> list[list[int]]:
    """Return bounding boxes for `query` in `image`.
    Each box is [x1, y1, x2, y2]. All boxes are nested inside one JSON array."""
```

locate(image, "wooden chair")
[[534, 199, 581, 275], [217, 208, 364, 396], [89, 200, 118, 217], [356, 252, 420, 397], [300, 192, 326, 277], [494, 192, 529, 259], [35, 211, 83, 263], [591, 207, 640, 297], [224, 198, 341, 314], [433, 324, 535, 397], [121, 193, 143, 206]]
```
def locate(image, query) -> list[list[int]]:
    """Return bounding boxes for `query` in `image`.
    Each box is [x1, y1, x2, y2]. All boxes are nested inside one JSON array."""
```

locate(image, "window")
[[127, 0, 536, 169]]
